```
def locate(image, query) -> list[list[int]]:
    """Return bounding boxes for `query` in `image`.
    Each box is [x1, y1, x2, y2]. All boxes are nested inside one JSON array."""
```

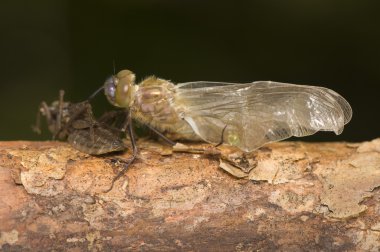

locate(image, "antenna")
[[87, 61, 117, 101], [87, 85, 104, 101]]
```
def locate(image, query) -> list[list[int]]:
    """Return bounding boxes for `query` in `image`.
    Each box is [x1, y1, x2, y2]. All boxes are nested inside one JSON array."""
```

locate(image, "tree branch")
[[0, 139, 380, 251]]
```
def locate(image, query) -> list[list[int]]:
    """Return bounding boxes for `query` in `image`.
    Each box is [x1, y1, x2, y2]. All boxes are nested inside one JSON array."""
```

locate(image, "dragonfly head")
[[104, 69, 136, 108]]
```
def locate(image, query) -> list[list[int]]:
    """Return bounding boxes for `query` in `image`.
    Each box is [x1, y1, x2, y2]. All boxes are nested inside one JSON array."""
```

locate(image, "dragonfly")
[[100, 69, 352, 153], [79, 69, 352, 191], [33, 90, 127, 155]]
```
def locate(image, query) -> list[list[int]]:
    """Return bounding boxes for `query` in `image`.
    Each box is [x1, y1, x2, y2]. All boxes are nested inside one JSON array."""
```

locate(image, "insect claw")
[[102, 155, 137, 193]]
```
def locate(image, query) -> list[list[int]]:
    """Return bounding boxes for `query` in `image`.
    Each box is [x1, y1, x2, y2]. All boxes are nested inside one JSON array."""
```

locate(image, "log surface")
[[0, 139, 380, 251]]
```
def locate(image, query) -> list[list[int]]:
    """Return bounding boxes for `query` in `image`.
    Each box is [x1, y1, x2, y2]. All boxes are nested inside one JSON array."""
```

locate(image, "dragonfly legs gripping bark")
[[103, 111, 139, 193]]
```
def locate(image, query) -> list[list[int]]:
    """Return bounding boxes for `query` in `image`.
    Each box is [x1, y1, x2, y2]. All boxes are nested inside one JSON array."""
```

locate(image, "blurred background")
[[0, 0, 378, 142]]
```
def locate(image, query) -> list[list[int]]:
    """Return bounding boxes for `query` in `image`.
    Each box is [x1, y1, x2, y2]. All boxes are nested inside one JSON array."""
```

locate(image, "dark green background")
[[0, 1, 378, 142]]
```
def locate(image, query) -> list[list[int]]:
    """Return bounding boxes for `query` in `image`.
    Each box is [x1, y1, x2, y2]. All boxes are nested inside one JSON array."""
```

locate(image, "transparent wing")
[[174, 81, 352, 152]]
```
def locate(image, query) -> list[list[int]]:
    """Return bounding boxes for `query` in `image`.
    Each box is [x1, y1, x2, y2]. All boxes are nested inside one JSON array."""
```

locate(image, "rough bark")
[[0, 138, 380, 251]]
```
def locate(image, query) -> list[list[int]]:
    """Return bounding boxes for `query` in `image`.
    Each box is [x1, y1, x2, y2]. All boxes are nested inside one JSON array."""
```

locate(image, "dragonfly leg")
[[144, 124, 176, 146], [120, 110, 130, 133], [214, 125, 228, 147], [103, 111, 138, 193]]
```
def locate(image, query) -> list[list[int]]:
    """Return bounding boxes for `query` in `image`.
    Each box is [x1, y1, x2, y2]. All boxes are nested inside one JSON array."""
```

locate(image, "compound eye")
[[104, 76, 118, 106]]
